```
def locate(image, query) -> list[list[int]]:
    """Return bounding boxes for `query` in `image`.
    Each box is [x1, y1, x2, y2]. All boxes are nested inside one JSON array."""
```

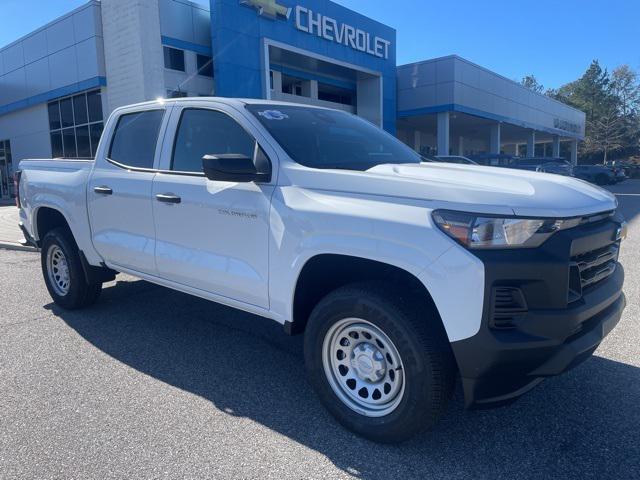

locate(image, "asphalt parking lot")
[[1, 182, 639, 479]]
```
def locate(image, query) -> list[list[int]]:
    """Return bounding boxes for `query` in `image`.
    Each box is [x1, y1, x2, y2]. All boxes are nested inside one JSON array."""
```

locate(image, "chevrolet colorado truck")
[[16, 98, 627, 443]]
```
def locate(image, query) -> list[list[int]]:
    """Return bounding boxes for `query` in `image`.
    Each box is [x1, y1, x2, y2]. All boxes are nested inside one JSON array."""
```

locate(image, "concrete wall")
[[0, 1, 105, 116], [159, 0, 211, 46], [397, 56, 586, 139], [0, 104, 51, 162]]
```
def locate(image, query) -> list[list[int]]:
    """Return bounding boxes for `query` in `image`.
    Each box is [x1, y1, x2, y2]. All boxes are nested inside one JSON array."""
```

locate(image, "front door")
[[88, 107, 168, 274], [151, 105, 274, 309]]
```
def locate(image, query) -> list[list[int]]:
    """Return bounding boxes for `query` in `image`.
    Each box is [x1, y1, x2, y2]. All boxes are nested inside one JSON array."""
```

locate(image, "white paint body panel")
[[18, 98, 618, 343]]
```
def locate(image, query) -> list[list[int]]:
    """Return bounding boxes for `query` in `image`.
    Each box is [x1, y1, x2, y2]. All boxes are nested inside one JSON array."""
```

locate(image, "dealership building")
[[0, 0, 585, 200]]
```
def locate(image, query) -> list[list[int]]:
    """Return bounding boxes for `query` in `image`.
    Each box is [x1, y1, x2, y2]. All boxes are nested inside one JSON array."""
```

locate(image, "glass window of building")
[[163, 46, 185, 72], [196, 54, 213, 77], [167, 90, 188, 99], [0, 140, 14, 199], [318, 83, 355, 106], [47, 89, 104, 158], [108, 110, 165, 169], [281, 74, 307, 97]]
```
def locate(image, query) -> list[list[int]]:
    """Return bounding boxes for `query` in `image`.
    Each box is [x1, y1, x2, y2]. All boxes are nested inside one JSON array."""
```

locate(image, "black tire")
[[41, 227, 102, 310], [595, 174, 609, 185], [304, 282, 456, 443]]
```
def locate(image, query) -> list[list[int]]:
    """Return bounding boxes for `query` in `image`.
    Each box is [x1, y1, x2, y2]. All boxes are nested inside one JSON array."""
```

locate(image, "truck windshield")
[[246, 104, 422, 171]]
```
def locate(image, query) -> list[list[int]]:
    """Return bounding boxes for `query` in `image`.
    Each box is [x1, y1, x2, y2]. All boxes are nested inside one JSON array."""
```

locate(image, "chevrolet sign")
[[295, 6, 392, 60], [240, 1, 392, 60]]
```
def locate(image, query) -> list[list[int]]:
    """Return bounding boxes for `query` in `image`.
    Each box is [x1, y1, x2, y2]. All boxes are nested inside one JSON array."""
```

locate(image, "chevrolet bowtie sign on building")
[[240, 0, 392, 60], [240, 0, 292, 20]]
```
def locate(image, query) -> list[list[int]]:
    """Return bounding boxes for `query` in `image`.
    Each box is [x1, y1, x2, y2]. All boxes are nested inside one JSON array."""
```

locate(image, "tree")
[[548, 61, 640, 163], [572, 60, 614, 123], [585, 106, 626, 162], [611, 65, 640, 117], [520, 74, 544, 94]]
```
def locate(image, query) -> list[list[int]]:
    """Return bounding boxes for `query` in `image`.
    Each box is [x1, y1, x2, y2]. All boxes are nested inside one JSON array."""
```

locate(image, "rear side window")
[[108, 110, 164, 169], [172, 109, 255, 173]]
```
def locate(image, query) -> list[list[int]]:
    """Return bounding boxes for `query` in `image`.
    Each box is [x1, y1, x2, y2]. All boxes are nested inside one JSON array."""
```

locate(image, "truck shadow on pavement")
[[49, 279, 640, 480]]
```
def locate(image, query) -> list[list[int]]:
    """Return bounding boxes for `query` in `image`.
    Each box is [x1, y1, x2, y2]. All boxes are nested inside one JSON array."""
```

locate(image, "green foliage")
[[547, 60, 640, 163], [520, 75, 545, 94]]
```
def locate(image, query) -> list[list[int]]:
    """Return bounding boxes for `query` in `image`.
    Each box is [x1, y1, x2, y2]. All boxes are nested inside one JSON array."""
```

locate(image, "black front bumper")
[[451, 214, 626, 408]]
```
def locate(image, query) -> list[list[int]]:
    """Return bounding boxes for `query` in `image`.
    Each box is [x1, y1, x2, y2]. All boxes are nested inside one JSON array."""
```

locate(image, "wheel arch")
[[34, 206, 74, 247], [287, 253, 444, 336]]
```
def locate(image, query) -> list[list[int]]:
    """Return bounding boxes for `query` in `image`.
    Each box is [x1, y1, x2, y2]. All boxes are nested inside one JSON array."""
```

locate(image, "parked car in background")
[[611, 167, 627, 183], [536, 161, 574, 177], [602, 161, 632, 182], [573, 165, 617, 185], [435, 155, 479, 165], [469, 153, 515, 167], [510, 157, 568, 172]]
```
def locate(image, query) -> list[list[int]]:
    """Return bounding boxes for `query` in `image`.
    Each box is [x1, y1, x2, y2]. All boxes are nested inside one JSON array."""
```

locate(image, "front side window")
[[109, 110, 165, 169], [48, 90, 104, 158], [172, 109, 255, 173], [247, 104, 422, 171], [163, 46, 185, 71]]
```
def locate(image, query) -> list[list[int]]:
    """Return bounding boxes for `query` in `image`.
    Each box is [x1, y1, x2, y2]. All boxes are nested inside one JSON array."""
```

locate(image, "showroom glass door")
[[0, 140, 13, 199]]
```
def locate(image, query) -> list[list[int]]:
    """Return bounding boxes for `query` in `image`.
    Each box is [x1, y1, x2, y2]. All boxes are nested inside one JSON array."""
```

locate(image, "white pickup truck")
[[16, 98, 627, 442]]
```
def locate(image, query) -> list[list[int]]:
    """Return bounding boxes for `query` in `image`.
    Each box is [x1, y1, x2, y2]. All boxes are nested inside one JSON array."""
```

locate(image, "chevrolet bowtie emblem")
[[240, 0, 292, 20]]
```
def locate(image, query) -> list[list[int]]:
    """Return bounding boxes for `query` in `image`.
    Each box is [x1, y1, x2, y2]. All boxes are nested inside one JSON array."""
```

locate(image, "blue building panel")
[[210, 0, 397, 133]]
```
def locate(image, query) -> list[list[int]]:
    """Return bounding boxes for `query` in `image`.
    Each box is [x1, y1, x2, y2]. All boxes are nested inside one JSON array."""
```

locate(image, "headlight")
[[432, 210, 581, 249]]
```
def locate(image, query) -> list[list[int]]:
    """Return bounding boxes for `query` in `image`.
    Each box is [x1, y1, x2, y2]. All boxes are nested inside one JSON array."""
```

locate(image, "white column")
[[437, 111, 450, 156], [271, 70, 282, 94], [414, 131, 422, 153], [526, 131, 536, 157], [490, 123, 501, 154], [457, 136, 464, 156], [552, 135, 561, 158], [357, 74, 383, 128], [570, 139, 578, 165], [101, 0, 165, 114]]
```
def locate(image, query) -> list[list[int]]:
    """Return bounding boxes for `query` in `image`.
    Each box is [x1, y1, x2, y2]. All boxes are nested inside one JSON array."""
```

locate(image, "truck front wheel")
[[41, 228, 102, 310], [304, 282, 456, 443]]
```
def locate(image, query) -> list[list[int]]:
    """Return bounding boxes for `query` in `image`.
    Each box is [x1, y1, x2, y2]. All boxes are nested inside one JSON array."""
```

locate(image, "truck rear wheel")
[[304, 282, 456, 443], [41, 228, 102, 310]]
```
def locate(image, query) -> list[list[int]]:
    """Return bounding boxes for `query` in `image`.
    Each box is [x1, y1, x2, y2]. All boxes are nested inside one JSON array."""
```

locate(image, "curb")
[[0, 241, 38, 252]]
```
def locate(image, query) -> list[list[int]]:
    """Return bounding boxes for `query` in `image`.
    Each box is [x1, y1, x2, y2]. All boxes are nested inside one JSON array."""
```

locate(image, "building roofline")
[[0, 0, 100, 53], [397, 54, 586, 117], [169, 0, 210, 13]]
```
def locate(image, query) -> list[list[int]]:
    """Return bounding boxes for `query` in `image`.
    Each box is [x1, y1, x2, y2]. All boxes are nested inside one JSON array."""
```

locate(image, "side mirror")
[[202, 154, 271, 183]]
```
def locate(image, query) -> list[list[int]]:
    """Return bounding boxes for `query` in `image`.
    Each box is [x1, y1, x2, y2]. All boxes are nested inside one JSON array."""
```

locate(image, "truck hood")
[[287, 162, 617, 218]]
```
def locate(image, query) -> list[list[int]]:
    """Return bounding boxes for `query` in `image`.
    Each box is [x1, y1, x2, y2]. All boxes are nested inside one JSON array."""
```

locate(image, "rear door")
[[88, 105, 170, 274], [151, 103, 276, 308]]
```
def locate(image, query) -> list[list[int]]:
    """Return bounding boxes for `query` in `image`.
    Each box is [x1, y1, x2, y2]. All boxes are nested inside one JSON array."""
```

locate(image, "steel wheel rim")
[[322, 318, 405, 417], [47, 245, 70, 296]]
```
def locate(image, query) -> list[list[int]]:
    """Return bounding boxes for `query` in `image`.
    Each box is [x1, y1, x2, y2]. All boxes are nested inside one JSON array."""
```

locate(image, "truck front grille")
[[569, 242, 619, 302]]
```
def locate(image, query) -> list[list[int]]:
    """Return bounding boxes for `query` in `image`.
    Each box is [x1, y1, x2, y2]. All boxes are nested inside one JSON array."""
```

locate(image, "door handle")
[[156, 193, 181, 204], [94, 186, 113, 195]]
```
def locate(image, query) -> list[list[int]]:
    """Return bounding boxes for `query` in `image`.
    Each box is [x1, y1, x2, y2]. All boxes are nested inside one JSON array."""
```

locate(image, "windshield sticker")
[[258, 110, 289, 121]]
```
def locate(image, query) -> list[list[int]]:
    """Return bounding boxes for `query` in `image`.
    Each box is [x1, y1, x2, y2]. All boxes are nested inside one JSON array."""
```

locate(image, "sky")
[[1, 0, 638, 90]]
